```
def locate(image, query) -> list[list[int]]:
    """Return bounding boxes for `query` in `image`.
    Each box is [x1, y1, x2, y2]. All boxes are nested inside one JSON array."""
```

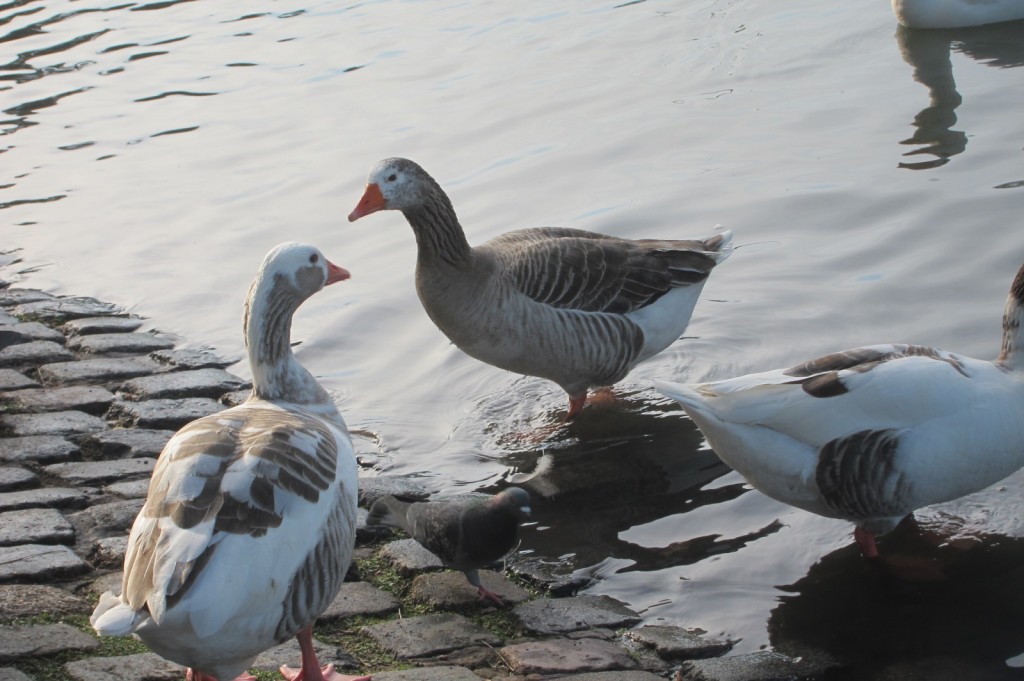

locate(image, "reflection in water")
[[895, 21, 1024, 170], [768, 526, 1024, 680]]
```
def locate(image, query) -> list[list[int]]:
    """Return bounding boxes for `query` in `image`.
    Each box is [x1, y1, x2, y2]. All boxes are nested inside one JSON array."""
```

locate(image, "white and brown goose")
[[656, 259, 1024, 558], [348, 157, 733, 420], [90, 243, 369, 681]]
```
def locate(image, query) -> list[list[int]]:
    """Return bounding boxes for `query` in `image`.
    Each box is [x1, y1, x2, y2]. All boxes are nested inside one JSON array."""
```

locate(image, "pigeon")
[[366, 487, 531, 604]]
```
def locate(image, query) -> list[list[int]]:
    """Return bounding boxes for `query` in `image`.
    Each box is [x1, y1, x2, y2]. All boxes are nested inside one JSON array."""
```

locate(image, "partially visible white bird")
[[348, 157, 732, 421], [90, 243, 369, 681], [656, 260, 1024, 558], [892, 0, 1024, 28]]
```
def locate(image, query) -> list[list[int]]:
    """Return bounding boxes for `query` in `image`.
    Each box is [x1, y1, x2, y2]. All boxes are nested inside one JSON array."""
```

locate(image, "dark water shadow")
[[767, 518, 1024, 680], [895, 20, 1024, 170]]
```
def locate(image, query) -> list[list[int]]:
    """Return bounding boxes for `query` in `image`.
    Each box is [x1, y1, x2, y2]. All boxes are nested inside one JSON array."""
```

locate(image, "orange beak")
[[348, 183, 386, 222], [325, 260, 351, 285]]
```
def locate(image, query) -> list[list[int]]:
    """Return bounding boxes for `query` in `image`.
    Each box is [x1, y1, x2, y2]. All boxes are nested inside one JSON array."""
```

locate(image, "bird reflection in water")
[[895, 20, 1024, 170]]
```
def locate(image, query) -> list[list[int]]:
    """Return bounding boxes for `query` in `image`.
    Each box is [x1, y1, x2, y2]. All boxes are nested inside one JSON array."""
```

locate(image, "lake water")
[[4, 1, 1024, 677]]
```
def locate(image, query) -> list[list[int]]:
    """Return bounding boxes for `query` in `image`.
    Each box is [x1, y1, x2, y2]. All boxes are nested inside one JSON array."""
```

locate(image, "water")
[[4, 1, 1024, 676]]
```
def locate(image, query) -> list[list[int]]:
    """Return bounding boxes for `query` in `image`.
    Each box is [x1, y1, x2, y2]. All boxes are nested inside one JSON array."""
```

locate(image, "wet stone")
[[64, 652, 183, 681], [499, 638, 638, 676], [0, 385, 114, 415], [45, 457, 156, 486], [149, 347, 239, 370], [0, 467, 37, 492], [84, 428, 174, 460], [371, 667, 481, 681], [0, 340, 74, 368], [0, 410, 107, 437], [63, 316, 144, 336], [37, 356, 164, 387], [107, 397, 224, 429], [558, 672, 667, 681], [0, 487, 90, 512], [509, 557, 589, 596], [0, 436, 80, 464], [0, 623, 100, 662], [0, 289, 55, 307], [318, 580, 400, 622], [119, 367, 250, 401], [0, 544, 89, 583], [513, 596, 642, 635], [361, 613, 502, 659], [680, 650, 842, 681], [409, 570, 531, 608], [13, 296, 122, 323], [0, 321, 65, 345], [0, 309, 14, 324], [0, 584, 92, 622], [0, 369, 37, 392], [359, 475, 432, 508], [0, 507, 75, 546], [67, 332, 175, 355], [625, 624, 734, 660], [378, 538, 446, 576]]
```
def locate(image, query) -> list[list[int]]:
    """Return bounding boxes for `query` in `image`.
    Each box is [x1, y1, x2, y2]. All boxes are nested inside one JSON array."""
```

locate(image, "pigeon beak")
[[521, 506, 532, 517], [348, 183, 385, 222], [325, 259, 351, 285]]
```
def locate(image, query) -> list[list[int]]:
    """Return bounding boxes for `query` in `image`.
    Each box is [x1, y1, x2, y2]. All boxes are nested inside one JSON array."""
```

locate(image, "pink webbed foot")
[[477, 585, 507, 607], [186, 670, 255, 681], [280, 626, 371, 681]]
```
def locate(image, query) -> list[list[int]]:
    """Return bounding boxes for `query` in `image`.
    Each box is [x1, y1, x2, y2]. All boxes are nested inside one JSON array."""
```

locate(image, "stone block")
[[67, 332, 174, 355], [0, 507, 75, 546], [318, 580, 400, 622], [499, 638, 637, 676], [0, 340, 74, 368], [103, 479, 151, 499], [119, 368, 250, 401], [0, 623, 99, 663], [106, 397, 224, 429], [64, 652, 183, 681], [44, 458, 156, 485], [558, 672, 667, 681], [37, 357, 163, 386], [0, 289, 54, 307], [680, 650, 843, 681], [252, 636, 360, 676], [13, 296, 122, 322], [0, 385, 114, 415], [68, 499, 145, 540], [0, 467, 37, 492], [0, 410, 107, 437], [624, 624, 734, 660], [513, 596, 642, 635], [370, 667, 481, 681], [409, 570, 531, 608], [63, 316, 144, 336], [84, 428, 174, 460], [360, 613, 502, 658], [0, 321, 65, 345], [358, 475, 431, 508], [0, 488, 90, 513], [0, 436, 80, 464], [0, 369, 38, 392], [0, 584, 91, 622], [149, 347, 238, 370], [90, 536, 129, 568], [377, 538, 445, 576], [0, 544, 90, 583]]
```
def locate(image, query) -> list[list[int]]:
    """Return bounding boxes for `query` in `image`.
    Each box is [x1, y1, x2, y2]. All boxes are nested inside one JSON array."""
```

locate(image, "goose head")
[[348, 157, 436, 221]]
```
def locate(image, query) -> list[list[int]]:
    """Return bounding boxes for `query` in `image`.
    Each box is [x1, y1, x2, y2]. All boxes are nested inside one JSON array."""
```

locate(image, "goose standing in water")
[[349, 157, 732, 421], [657, 260, 1024, 558], [91, 243, 369, 681]]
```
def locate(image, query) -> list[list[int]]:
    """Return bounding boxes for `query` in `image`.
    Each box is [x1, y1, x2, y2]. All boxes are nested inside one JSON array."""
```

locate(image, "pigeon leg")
[[279, 626, 371, 681], [564, 392, 587, 421], [477, 585, 507, 607]]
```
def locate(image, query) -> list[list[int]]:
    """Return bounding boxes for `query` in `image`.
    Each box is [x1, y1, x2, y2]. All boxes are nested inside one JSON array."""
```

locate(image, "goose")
[[656, 259, 1024, 558], [348, 157, 733, 420], [90, 243, 370, 681], [892, 0, 1024, 28], [366, 487, 531, 605]]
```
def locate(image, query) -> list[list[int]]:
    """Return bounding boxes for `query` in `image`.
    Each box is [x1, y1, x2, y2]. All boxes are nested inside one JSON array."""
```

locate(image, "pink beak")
[[348, 183, 386, 222], [325, 260, 351, 285]]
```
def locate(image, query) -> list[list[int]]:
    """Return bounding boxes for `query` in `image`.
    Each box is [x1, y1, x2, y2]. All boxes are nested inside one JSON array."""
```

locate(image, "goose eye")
[[309, 253, 319, 264], [387, 173, 397, 182]]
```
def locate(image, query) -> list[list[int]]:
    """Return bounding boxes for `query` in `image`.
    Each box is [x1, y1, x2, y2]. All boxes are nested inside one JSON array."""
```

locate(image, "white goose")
[[90, 243, 369, 681], [348, 157, 733, 420], [892, 0, 1024, 28], [656, 260, 1024, 558]]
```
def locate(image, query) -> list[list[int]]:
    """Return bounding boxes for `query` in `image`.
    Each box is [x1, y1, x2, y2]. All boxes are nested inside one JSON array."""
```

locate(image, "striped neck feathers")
[[997, 262, 1024, 369]]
